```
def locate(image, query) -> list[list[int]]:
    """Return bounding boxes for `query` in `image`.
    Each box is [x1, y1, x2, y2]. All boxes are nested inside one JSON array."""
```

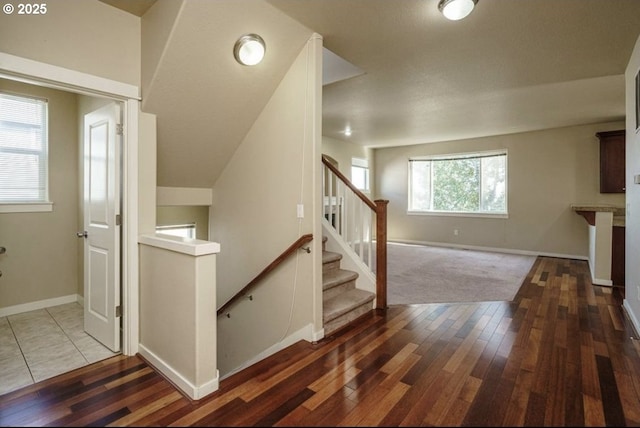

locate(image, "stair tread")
[[322, 250, 342, 264], [323, 268, 358, 290], [323, 288, 375, 322]]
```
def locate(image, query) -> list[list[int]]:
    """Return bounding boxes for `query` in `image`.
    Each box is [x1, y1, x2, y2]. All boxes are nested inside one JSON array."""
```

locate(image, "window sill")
[[407, 210, 508, 219], [0, 202, 53, 213]]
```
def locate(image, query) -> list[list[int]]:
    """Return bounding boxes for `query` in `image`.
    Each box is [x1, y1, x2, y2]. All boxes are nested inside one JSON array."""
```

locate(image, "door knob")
[[0, 246, 5, 254], [77, 231, 88, 238]]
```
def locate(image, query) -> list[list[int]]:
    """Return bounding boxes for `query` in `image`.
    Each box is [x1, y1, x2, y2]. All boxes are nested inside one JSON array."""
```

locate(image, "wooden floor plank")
[[1, 256, 639, 427]]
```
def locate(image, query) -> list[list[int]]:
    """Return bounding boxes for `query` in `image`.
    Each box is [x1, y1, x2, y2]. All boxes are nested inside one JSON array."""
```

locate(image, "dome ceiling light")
[[234, 34, 266, 66], [438, 0, 478, 21]]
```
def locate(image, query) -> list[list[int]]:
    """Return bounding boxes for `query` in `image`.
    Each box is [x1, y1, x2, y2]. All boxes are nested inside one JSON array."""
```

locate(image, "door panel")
[[88, 248, 108, 318], [83, 102, 121, 352]]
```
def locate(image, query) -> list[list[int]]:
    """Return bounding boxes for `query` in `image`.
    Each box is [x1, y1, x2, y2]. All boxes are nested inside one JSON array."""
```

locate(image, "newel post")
[[375, 199, 389, 310]]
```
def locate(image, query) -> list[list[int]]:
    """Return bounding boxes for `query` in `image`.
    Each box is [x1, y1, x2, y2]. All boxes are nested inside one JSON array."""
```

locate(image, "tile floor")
[[0, 302, 120, 396]]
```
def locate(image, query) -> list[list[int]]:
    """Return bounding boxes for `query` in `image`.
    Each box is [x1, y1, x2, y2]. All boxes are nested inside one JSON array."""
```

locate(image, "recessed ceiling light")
[[344, 126, 352, 137]]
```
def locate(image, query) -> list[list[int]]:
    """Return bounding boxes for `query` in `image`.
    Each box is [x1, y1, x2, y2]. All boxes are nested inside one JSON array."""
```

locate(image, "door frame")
[[0, 52, 141, 356]]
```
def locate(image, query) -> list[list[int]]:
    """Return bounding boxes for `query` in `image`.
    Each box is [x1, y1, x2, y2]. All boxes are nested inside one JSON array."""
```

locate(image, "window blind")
[[0, 92, 48, 202]]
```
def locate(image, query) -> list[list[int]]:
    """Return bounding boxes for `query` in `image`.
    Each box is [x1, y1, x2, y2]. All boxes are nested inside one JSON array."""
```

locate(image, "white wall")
[[157, 206, 209, 240], [211, 34, 322, 377], [0, 0, 141, 86], [139, 237, 219, 399], [624, 34, 640, 333], [322, 135, 375, 197], [375, 121, 625, 258]]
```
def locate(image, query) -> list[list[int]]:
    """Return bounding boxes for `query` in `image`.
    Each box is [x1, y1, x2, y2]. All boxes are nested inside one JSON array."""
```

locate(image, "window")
[[351, 157, 369, 192], [408, 150, 507, 216], [156, 223, 196, 239], [0, 92, 49, 207]]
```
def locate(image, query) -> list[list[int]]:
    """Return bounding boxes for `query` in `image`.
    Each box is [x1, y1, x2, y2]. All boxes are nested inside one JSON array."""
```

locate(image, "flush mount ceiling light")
[[438, 0, 478, 21], [234, 34, 266, 66]]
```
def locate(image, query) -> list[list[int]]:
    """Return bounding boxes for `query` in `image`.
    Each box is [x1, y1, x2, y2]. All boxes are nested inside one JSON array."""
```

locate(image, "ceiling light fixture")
[[344, 126, 352, 137], [438, 0, 478, 21], [234, 34, 266, 66]]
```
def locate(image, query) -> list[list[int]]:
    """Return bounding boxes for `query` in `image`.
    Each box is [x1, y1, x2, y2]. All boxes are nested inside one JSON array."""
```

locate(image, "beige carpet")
[[386, 242, 537, 305]]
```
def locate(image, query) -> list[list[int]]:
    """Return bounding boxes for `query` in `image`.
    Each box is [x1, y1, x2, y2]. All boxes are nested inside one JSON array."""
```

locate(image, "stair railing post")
[[374, 199, 389, 310]]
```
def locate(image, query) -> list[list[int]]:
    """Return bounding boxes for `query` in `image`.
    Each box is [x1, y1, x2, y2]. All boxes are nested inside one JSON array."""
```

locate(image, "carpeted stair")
[[322, 236, 375, 336]]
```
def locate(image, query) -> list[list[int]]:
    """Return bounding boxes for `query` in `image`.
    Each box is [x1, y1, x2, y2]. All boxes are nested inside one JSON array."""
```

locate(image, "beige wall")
[[0, 79, 79, 309], [322, 135, 375, 197], [624, 34, 640, 330], [138, 112, 158, 236], [211, 34, 322, 377], [0, 0, 141, 87], [139, 242, 217, 399], [375, 121, 626, 257], [157, 205, 209, 240]]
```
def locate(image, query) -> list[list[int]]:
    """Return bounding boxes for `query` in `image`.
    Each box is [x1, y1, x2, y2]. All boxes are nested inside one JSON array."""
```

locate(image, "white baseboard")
[[311, 327, 325, 343], [138, 344, 219, 400], [623, 300, 640, 338], [389, 238, 588, 261], [0, 294, 80, 318], [591, 277, 613, 287]]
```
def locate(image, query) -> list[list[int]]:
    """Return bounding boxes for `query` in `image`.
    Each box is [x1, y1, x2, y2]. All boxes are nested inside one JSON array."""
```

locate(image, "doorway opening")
[[0, 53, 141, 394]]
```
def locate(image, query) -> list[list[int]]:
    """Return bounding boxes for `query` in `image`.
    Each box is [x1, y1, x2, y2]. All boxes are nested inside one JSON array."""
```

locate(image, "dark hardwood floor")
[[2, 256, 640, 427]]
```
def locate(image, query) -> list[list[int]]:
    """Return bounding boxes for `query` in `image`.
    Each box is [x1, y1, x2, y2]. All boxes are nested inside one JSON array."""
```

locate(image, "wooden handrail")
[[217, 233, 313, 317], [322, 155, 377, 211]]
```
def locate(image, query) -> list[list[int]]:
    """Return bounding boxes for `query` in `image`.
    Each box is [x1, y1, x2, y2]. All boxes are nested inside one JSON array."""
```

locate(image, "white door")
[[81, 102, 122, 352]]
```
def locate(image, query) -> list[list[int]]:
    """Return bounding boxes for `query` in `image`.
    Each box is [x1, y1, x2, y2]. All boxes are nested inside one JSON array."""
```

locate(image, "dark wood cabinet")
[[597, 130, 625, 193]]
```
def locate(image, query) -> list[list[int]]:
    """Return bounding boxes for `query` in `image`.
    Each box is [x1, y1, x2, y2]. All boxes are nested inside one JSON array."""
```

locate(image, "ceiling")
[[99, 0, 157, 17], [266, 0, 640, 148], [97, 0, 640, 187]]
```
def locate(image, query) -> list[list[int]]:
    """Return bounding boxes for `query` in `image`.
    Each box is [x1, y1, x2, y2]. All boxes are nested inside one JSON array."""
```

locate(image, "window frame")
[[156, 223, 197, 239], [351, 157, 370, 193], [407, 149, 508, 218], [0, 91, 52, 213]]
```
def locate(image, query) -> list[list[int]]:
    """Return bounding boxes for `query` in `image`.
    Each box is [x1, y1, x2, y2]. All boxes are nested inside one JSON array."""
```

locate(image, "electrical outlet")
[[453, 229, 459, 236]]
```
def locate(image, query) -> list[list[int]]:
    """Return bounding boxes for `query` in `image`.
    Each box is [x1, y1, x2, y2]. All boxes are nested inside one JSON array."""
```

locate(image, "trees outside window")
[[0, 92, 49, 203], [409, 151, 507, 215]]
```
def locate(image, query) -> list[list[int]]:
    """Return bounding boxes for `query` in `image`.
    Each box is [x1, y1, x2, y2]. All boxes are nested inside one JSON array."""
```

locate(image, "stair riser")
[[322, 235, 375, 338], [324, 301, 374, 336], [322, 259, 341, 274], [323, 279, 356, 301]]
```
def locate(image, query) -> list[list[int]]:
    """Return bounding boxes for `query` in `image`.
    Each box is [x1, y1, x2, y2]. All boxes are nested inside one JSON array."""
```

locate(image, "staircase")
[[322, 236, 375, 336]]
